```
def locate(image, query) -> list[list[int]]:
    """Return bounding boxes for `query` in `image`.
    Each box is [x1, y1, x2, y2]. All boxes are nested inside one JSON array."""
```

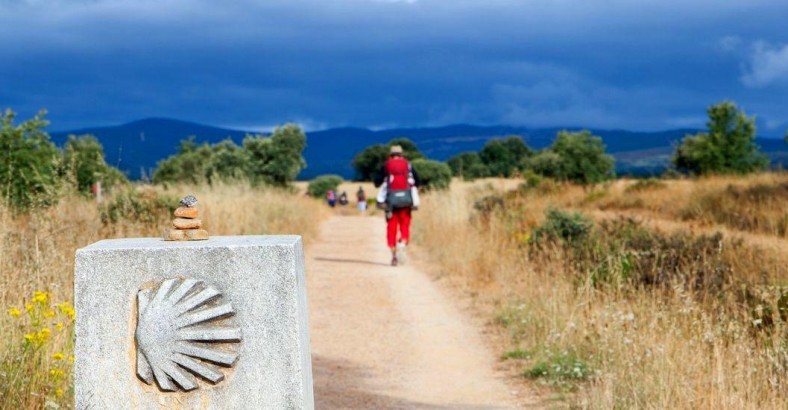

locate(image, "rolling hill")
[[51, 118, 788, 180]]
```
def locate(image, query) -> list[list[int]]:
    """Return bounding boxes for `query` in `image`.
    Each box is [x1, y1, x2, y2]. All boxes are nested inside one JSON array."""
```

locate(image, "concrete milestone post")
[[74, 236, 314, 409]]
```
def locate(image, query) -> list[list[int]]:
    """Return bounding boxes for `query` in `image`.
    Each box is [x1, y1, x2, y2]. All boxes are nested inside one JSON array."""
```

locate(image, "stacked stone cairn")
[[164, 195, 209, 241]]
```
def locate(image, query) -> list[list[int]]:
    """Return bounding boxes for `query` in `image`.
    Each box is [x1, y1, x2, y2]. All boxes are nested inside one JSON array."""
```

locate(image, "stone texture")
[[174, 206, 199, 219], [163, 229, 185, 241], [173, 217, 202, 229], [184, 228, 209, 241], [75, 236, 313, 409]]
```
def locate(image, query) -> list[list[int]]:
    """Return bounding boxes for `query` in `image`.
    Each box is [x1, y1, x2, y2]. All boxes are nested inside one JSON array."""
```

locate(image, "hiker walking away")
[[376, 145, 420, 266], [356, 186, 367, 214], [339, 191, 349, 206], [326, 190, 337, 208]]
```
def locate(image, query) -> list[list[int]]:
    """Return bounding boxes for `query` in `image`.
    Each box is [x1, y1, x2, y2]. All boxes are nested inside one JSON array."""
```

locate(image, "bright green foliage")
[[250, 124, 307, 187], [447, 152, 490, 180], [352, 138, 423, 183], [0, 109, 61, 211], [62, 134, 127, 194], [529, 130, 614, 185], [307, 174, 344, 198], [673, 101, 768, 175], [411, 158, 452, 191], [152, 124, 307, 187], [479, 136, 533, 177]]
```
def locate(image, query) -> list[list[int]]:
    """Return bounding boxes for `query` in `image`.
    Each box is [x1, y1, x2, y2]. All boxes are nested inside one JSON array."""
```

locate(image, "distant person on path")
[[376, 145, 420, 266], [339, 191, 349, 206], [356, 186, 367, 214], [326, 190, 337, 207]]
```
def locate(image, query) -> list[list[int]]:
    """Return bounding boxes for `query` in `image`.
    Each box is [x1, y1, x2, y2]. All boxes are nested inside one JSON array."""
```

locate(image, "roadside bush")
[[62, 134, 127, 194], [0, 109, 61, 211], [412, 158, 452, 191], [307, 175, 344, 198], [99, 187, 176, 227], [535, 130, 615, 185], [479, 136, 533, 177], [531, 208, 593, 247]]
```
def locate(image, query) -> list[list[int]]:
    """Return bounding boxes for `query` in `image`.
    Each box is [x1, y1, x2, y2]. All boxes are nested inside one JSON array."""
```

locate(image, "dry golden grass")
[[416, 173, 788, 409], [0, 182, 327, 409]]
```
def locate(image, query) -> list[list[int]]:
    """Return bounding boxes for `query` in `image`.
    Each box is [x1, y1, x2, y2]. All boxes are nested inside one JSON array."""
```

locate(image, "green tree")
[[412, 159, 452, 191], [207, 139, 248, 182], [152, 137, 213, 184], [62, 134, 127, 194], [307, 175, 344, 198], [479, 136, 533, 177], [0, 109, 61, 211], [153, 124, 308, 187], [527, 130, 614, 185], [352, 138, 423, 184], [447, 152, 489, 180], [672, 101, 768, 175], [259, 124, 307, 187]]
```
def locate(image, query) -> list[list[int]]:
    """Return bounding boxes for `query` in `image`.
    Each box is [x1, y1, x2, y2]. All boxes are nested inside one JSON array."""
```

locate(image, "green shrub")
[[62, 134, 127, 194], [673, 101, 768, 175], [307, 175, 344, 198], [153, 124, 307, 187], [447, 152, 490, 180], [479, 136, 534, 178], [100, 187, 176, 226], [531, 208, 593, 247], [412, 158, 452, 191], [0, 109, 61, 211]]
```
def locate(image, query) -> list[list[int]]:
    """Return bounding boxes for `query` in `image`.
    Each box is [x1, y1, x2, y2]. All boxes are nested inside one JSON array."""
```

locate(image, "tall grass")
[[417, 174, 788, 408], [0, 182, 326, 409]]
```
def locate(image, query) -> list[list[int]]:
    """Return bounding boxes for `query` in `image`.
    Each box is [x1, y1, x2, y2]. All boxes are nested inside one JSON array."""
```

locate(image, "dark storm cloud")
[[1, 0, 787, 134]]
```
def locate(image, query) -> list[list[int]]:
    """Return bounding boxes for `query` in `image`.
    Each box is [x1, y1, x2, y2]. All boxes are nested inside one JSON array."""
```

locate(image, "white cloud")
[[741, 42, 788, 87]]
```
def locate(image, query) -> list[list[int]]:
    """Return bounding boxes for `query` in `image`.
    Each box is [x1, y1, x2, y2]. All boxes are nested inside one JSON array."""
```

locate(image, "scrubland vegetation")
[[0, 184, 326, 408], [417, 173, 788, 408]]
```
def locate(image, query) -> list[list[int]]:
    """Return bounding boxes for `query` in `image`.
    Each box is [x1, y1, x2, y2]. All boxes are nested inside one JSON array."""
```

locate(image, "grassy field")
[[0, 183, 327, 408], [416, 173, 788, 408]]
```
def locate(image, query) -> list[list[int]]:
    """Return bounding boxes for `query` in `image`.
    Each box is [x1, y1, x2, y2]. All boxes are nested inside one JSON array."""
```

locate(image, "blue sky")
[[1, 0, 787, 135]]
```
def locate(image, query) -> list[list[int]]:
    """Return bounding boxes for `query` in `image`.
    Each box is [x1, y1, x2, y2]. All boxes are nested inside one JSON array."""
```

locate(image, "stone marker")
[[74, 236, 314, 409]]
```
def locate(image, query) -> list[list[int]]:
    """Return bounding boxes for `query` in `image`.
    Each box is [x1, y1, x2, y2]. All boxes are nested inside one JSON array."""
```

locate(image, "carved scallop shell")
[[135, 278, 242, 392]]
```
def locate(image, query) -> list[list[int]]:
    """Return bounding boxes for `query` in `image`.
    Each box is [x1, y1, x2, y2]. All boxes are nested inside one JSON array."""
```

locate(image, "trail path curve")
[[307, 215, 519, 409]]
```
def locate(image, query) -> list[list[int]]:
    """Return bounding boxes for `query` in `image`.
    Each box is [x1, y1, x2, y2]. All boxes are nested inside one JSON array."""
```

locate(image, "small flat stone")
[[163, 229, 185, 241], [183, 229, 209, 241], [174, 206, 199, 219], [173, 218, 202, 229]]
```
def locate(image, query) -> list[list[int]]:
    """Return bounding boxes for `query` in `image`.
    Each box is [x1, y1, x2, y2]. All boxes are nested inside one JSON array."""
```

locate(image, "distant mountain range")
[[50, 118, 788, 180]]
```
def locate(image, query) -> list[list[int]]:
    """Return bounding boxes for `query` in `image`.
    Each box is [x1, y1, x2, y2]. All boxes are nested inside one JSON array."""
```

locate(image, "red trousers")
[[387, 208, 412, 248]]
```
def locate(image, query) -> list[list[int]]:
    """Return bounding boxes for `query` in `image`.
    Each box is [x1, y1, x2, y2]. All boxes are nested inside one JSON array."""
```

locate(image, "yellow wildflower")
[[53, 353, 65, 361], [56, 322, 64, 330], [49, 369, 65, 377], [6, 307, 21, 317], [68, 356, 74, 363], [33, 290, 49, 305], [26, 303, 34, 312], [44, 309, 56, 318], [57, 302, 76, 320], [55, 389, 64, 396], [23, 333, 34, 342]]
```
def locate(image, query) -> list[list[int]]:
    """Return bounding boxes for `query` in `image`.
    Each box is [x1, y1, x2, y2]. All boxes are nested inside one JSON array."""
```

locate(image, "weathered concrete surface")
[[75, 236, 313, 409]]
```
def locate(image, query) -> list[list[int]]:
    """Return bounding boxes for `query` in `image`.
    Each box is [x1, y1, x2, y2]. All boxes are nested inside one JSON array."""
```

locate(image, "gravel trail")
[[307, 215, 519, 409]]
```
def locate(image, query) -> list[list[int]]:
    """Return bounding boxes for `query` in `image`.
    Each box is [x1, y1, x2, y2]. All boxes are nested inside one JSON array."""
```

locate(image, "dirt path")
[[307, 215, 519, 409]]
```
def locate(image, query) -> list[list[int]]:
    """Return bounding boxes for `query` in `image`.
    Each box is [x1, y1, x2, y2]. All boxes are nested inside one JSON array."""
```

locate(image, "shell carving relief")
[[135, 278, 242, 392]]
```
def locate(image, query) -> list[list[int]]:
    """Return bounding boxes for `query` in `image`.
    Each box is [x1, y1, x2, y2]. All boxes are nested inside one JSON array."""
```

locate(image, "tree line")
[[1, 110, 308, 212], [344, 100, 773, 191]]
